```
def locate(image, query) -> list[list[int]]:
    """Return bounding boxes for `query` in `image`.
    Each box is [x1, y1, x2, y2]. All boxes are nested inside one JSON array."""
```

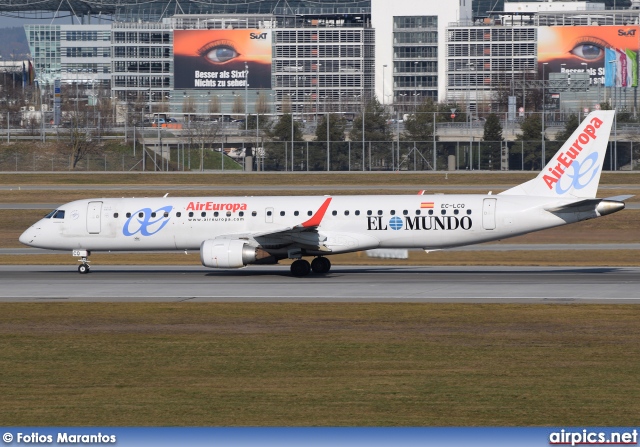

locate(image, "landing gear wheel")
[[78, 263, 90, 274], [311, 257, 331, 274], [290, 259, 311, 277]]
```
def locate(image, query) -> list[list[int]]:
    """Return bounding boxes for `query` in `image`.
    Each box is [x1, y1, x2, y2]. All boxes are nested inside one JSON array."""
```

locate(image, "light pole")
[[244, 62, 249, 132], [542, 62, 548, 167], [608, 60, 616, 109], [382, 64, 387, 109], [414, 61, 419, 112]]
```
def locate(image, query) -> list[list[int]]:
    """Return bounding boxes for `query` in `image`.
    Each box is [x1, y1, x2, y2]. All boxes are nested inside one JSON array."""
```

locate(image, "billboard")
[[174, 29, 272, 90], [538, 26, 639, 87]]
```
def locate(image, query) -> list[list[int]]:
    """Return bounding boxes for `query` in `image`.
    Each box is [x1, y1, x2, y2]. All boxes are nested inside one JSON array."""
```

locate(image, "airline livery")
[[20, 111, 629, 276]]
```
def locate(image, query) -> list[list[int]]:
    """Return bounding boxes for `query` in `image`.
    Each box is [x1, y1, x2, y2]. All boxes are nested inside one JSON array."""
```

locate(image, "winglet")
[[301, 197, 332, 228]]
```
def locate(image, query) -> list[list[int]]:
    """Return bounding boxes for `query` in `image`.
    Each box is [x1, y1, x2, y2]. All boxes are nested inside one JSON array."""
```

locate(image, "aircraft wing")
[[210, 197, 333, 250]]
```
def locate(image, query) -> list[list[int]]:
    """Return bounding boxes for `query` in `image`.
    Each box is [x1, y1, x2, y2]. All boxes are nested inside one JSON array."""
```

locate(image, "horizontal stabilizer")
[[545, 199, 625, 216]]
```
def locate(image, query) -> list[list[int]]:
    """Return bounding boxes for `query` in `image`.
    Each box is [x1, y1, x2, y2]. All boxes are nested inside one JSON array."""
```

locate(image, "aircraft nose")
[[19, 228, 36, 246]]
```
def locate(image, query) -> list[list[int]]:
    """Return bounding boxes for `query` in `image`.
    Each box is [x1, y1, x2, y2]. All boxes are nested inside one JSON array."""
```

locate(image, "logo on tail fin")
[[542, 116, 604, 192]]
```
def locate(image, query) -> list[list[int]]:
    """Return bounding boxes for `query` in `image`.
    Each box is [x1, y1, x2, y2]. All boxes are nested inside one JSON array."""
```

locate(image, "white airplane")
[[20, 110, 629, 276]]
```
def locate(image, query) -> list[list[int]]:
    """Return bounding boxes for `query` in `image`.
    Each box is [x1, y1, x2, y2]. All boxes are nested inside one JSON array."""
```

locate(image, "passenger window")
[[467, 209, 472, 215], [344, 210, 349, 216], [390, 210, 395, 216], [151, 212, 157, 218], [226, 211, 231, 217], [176, 212, 182, 217], [163, 212, 169, 218], [126, 212, 131, 218], [239, 211, 244, 217], [441, 210, 446, 215], [429, 210, 434, 215], [252, 211, 257, 217], [416, 210, 421, 215], [280, 211, 285, 216], [367, 210, 372, 216], [332, 210, 337, 216], [454, 209, 459, 215], [377, 210, 383, 216], [355, 210, 360, 216], [188, 212, 194, 217], [307, 211, 312, 216], [138, 212, 144, 218], [294, 211, 299, 216], [114, 212, 119, 218], [201, 212, 206, 217], [267, 211, 272, 216], [214, 212, 219, 217], [403, 210, 408, 215]]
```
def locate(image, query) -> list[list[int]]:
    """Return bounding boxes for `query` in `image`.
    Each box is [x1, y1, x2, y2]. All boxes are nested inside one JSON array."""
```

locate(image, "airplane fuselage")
[[20, 194, 594, 256]]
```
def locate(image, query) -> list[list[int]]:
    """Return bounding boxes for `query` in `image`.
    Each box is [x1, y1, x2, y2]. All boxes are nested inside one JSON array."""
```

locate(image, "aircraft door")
[[265, 207, 274, 223], [87, 201, 103, 234], [482, 198, 496, 230]]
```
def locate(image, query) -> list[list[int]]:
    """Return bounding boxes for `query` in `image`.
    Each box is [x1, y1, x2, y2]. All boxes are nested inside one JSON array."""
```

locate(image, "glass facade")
[[393, 15, 438, 107]]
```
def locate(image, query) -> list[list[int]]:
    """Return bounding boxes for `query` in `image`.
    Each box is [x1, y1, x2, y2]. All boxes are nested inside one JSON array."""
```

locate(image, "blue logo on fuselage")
[[389, 216, 403, 231], [123, 206, 173, 236]]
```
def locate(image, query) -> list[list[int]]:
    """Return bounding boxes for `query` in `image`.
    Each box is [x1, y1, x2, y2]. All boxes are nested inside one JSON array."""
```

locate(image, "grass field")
[[2, 173, 640, 427], [1, 303, 640, 426]]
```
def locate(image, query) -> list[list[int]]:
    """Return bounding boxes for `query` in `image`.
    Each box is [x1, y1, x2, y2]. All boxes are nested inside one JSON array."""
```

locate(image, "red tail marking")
[[301, 197, 332, 228]]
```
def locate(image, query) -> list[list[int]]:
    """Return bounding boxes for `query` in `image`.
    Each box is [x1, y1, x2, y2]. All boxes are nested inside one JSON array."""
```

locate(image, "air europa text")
[[543, 116, 603, 189], [186, 202, 248, 212]]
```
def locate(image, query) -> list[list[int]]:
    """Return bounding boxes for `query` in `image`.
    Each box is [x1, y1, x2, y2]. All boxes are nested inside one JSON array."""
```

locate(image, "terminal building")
[[6, 0, 640, 117], [6, 0, 469, 117]]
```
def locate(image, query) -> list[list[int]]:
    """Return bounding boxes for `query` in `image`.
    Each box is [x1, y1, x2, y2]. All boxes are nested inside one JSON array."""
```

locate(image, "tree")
[[554, 114, 579, 143], [481, 113, 503, 170], [265, 114, 303, 170], [311, 113, 347, 170], [66, 115, 98, 169], [349, 98, 391, 170], [515, 114, 545, 170], [401, 100, 439, 170], [208, 96, 221, 118]]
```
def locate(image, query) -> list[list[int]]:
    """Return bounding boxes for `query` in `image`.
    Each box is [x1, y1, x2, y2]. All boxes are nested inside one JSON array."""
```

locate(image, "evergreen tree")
[[349, 98, 392, 170], [401, 100, 439, 170], [264, 114, 303, 171], [481, 113, 503, 170], [515, 114, 545, 170], [312, 114, 348, 170], [554, 114, 579, 143]]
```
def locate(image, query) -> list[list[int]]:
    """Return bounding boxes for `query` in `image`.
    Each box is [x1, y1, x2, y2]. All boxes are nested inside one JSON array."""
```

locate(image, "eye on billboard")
[[538, 25, 639, 87], [174, 29, 272, 89]]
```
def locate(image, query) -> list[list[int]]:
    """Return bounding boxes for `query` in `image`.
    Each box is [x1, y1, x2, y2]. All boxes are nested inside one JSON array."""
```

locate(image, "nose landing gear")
[[73, 249, 91, 274]]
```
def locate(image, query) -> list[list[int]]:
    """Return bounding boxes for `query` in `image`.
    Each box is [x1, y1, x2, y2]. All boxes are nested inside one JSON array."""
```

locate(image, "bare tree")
[[208, 96, 221, 118], [66, 115, 98, 168], [232, 95, 244, 118], [191, 120, 222, 171], [255, 92, 270, 115]]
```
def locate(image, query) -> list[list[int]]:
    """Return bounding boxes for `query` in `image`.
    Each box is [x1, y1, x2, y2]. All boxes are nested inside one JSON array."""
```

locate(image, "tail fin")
[[500, 110, 615, 199]]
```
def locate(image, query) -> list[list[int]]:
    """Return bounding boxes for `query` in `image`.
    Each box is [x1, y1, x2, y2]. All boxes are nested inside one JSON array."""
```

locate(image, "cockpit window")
[[44, 210, 57, 219], [53, 210, 65, 219]]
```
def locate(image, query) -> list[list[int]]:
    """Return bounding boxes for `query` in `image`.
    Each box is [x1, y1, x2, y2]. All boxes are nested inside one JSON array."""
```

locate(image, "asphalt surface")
[[0, 265, 638, 303]]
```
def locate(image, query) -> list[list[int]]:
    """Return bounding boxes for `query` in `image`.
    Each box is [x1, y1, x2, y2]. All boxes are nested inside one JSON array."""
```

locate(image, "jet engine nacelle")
[[200, 239, 258, 268]]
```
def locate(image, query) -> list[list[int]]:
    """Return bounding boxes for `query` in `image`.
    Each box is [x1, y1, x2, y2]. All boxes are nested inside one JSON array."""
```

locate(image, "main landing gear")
[[290, 257, 331, 277], [73, 249, 91, 274]]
